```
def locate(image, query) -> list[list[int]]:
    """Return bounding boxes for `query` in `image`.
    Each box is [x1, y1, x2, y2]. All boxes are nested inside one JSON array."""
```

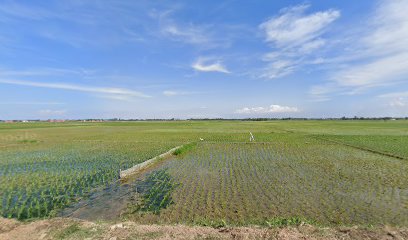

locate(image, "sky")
[[0, 0, 408, 120]]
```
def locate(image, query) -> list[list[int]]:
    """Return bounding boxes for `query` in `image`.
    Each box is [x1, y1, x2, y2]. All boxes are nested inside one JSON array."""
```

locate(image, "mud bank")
[[1, 217, 408, 240]]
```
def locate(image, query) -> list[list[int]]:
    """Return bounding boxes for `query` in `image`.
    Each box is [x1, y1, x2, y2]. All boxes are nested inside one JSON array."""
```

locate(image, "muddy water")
[[60, 158, 174, 221]]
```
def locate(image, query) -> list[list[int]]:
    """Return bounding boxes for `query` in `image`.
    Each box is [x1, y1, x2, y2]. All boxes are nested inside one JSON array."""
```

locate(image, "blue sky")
[[0, 0, 407, 119]]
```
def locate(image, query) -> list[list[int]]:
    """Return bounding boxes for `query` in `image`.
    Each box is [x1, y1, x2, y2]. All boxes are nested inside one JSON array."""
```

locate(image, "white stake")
[[249, 132, 255, 142]]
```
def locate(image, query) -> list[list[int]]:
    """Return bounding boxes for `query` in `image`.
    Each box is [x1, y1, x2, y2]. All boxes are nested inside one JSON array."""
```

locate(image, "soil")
[[1, 217, 407, 240]]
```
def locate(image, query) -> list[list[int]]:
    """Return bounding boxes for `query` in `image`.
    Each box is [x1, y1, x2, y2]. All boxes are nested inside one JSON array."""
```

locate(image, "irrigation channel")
[[59, 146, 182, 221]]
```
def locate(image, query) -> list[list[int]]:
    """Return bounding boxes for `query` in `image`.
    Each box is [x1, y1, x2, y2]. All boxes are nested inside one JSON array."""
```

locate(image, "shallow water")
[[59, 158, 173, 221]]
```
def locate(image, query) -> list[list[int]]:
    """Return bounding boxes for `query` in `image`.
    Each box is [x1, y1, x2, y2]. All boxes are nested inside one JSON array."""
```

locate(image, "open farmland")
[[0, 120, 407, 227], [143, 137, 408, 226]]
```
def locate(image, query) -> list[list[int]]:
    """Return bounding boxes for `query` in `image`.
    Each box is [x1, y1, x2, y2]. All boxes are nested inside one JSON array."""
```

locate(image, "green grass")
[[265, 217, 314, 227], [54, 223, 93, 239], [17, 139, 38, 144], [173, 142, 197, 156]]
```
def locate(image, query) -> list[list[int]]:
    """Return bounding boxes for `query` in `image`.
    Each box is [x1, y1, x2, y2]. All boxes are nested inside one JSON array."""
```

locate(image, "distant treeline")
[[1, 117, 407, 122], [188, 117, 408, 121]]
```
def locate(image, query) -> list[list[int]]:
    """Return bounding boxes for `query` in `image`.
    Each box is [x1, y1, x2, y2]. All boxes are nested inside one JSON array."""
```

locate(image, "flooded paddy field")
[[0, 120, 407, 227]]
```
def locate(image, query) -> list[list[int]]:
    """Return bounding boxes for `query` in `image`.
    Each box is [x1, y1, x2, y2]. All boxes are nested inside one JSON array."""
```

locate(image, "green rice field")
[[0, 120, 407, 226]]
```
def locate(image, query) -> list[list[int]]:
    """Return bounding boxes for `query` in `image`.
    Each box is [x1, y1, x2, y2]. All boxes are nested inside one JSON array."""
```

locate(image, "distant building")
[[47, 119, 66, 123]]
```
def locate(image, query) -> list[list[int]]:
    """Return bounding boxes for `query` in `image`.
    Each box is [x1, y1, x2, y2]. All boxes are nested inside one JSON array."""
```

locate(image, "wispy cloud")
[[0, 1, 150, 48], [0, 67, 92, 77], [311, 0, 408, 100], [235, 104, 299, 114], [163, 90, 199, 96], [0, 2, 52, 20], [332, 53, 408, 90], [379, 91, 408, 108], [0, 102, 64, 105], [150, 8, 210, 45], [192, 58, 230, 73], [0, 79, 150, 100], [151, 8, 228, 48], [259, 4, 340, 79], [39, 109, 66, 115], [260, 5, 339, 47], [161, 23, 210, 45]]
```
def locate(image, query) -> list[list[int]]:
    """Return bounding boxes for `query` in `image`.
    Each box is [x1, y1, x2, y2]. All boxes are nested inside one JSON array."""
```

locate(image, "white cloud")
[[0, 79, 150, 100], [260, 5, 339, 47], [163, 90, 198, 96], [299, 39, 326, 54], [363, 0, 408, 56], [379, 91, 408, 99], [259, 60, 297, 79], [152, 9, 213, 46], [389, 98, 406, 107], [0, 102, 64, 105], [163, 90, 178, 96], [162, 90, 205, 97], [311, 0, 408, 100], [0, 68, 90, 77], [259, 4, 340, 79], [161, 24, 210, 45], [192, 58, 230, 73], [333, 52, 408, 89], [379, 91, 408, 108], [39, 109, 66, 115], [235, 104, 299, 114]]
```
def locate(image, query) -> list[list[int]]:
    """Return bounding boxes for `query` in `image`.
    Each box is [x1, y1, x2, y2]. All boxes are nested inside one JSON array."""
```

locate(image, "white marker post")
[[249, 132, 255, 142]]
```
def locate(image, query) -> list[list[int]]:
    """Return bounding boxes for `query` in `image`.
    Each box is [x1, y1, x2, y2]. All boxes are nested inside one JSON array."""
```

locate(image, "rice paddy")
[[0, 120, 407, 227]]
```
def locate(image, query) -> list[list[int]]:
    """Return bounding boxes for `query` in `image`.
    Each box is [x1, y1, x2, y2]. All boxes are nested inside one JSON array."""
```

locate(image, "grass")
[[54, 223, 93, 239], [17, 139, 38, 144], [194, 219, 227, 228], [264, 217, 314, 227], [173, 142, 197, 156]]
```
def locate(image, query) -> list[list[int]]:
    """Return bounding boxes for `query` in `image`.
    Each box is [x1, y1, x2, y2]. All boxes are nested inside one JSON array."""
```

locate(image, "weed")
[[18, 139, 38, 144], [54, 223, 92, 239], [173, 142, 197, 156], [265, 217, 313, 227], [194, 219, 227, 228]]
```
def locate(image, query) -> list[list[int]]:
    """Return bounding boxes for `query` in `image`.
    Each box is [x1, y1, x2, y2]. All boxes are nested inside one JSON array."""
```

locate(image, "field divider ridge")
[[312, 135, 407, 160], [119, 144, 184, 179]]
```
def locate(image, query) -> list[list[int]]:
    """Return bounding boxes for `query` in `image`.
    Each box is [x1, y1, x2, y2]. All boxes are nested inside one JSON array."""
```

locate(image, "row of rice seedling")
[[125, 169, 178, 215], [318, 135, 408, 159], [1, 120, 407, 224], [132, 135, 408, 226], [0, 141, 177, 220]]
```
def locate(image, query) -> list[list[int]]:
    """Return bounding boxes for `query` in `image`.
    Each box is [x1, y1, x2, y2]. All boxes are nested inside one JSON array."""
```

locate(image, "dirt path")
[[1, 217, 407, 240]]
